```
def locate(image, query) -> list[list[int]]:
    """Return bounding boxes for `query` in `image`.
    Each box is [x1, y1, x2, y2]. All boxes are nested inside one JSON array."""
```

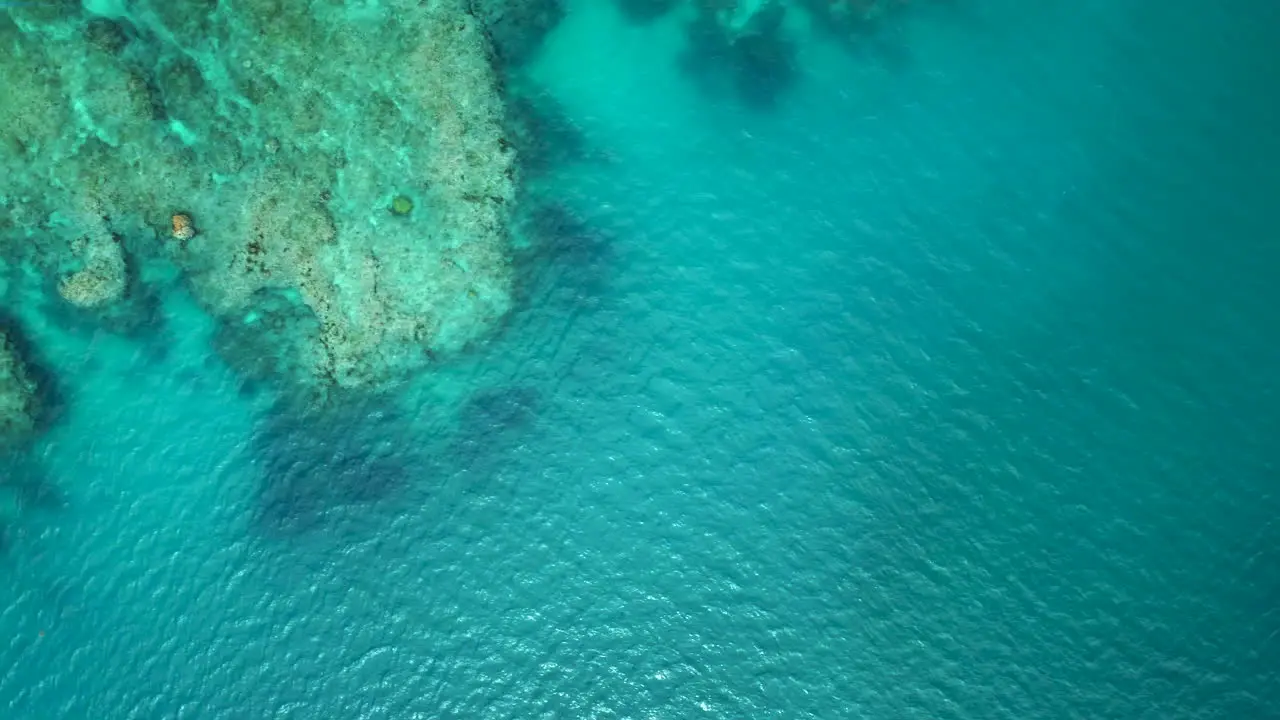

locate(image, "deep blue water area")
[[2, 1, 1278, 718]]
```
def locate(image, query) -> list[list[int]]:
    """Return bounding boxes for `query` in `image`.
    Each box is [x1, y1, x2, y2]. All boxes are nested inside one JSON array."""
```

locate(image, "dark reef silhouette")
[[795, 0, 916, 71], [456, 385, 541, 442], [475, 0, 566, 71], [247, 384, 547, 542], [439, 385, 543, 502], [35, 235, 170, 346], [614, 0, 681, 24], [0, 311, 68, 440], [505, 89, 594, 180], [248, 398, 425, 537], [210, 287, 327, 397], [1, 452, 64, 509], [679, 3, 800, 111], [514, 202, 617, 309], [0, 452, 64, 557]]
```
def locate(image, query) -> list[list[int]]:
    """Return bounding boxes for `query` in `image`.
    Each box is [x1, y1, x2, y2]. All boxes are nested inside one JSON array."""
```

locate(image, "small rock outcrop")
[[57, 208, 127, 309]]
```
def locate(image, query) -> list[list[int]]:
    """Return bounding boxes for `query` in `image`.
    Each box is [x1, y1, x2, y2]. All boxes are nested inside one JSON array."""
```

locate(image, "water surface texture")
[[3, 1, 1279, 719]]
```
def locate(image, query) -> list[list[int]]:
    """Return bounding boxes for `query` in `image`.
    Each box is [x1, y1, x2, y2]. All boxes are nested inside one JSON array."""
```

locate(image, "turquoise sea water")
[[4, 1, 1279, 718]]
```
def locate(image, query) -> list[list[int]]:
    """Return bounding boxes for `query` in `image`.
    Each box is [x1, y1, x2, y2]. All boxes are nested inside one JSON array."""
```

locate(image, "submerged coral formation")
[[681, 0, 800, 109], [249, 399, 425, 536], [1, 0, 931, 418], [57, 203, 127, 309], [0, 329, 39, 446], [1, 0, 530, 401], [653, 0, 930, 108]]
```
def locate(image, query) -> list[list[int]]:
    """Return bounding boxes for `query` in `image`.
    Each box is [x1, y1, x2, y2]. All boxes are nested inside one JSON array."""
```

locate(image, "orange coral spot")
[[172, 213, 196, 241]]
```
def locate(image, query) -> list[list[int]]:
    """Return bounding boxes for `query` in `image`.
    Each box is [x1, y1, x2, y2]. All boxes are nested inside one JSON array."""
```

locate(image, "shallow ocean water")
[[3, 1, 1279, 719]]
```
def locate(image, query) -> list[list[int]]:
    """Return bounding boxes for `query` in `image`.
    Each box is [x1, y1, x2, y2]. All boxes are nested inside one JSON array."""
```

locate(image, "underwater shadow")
[[209, 286, 326, 396], [456, 385, 541, 447], [505, 87, 599, 181], [0, 311, 69, 438], [0, 451, 65, 557], [247, 395, 428, 539], [614, 0, 680, 25], [247, 385, 548, 545], [476, 0, 567, 73], [436, 385, 543, 501], [677, 3, 800, 112], [513, 202, 618, 311], [0, 453, 66, 510], [795, 0, 917, 72]]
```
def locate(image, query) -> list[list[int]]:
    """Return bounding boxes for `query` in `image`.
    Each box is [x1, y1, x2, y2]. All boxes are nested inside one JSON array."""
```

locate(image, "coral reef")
[[390, 196, 414, 217], [168, 0, 518, 396], [0, 311, 66, 446], [171, 213, 196, 242], [176, 0, 519, 396], [794, 0, 921, 69], [1, 0, 538, 401], [0, 0, 938, 406]]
